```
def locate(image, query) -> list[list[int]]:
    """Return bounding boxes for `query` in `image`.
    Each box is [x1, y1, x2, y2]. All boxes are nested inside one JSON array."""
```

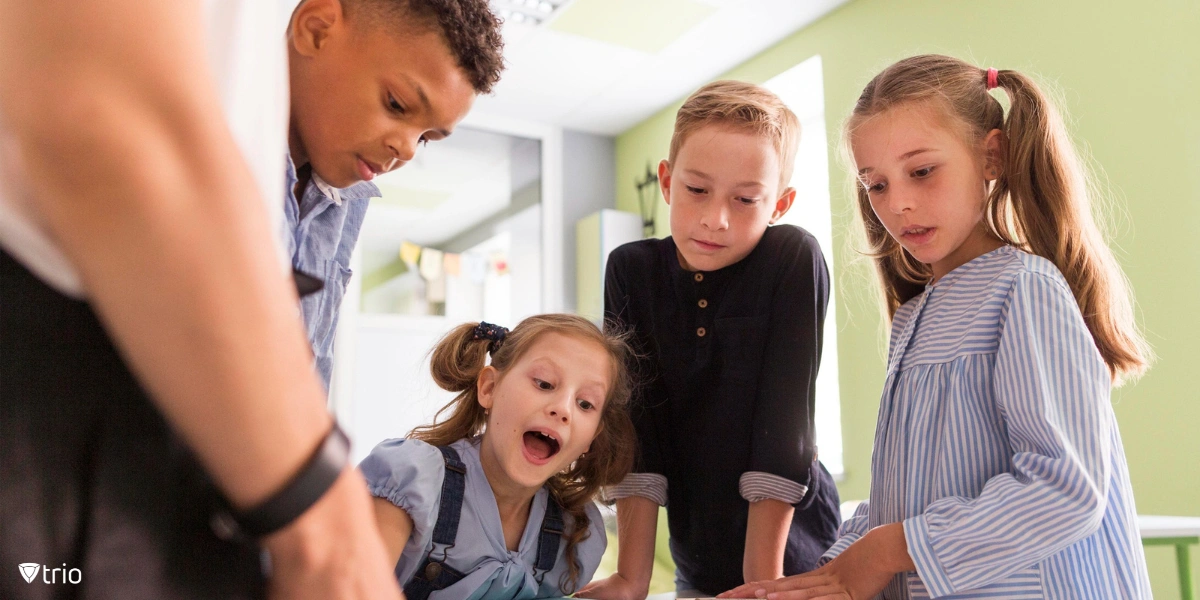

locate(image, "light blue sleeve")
[[903, 270, 1115, 597], [819, 500, 871, 565], [358, 438, 445, 562]]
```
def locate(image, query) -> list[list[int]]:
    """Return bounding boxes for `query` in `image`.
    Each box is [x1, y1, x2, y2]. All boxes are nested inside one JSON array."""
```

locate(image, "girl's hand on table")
[[718, 523, 912, 600], [575, 572, 648, 600]]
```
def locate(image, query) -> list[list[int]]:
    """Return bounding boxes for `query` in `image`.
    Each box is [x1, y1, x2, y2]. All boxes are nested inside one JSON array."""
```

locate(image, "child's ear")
[[657, 159, 673, 206], [289, 0, 342, 57], [983, 128, 1006, 180], [476, 366, 497, 411], [769, 187, 797, 224]]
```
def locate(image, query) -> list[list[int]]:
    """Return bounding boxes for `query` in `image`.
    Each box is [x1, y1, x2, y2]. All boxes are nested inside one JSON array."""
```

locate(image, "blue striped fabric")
[[821, 246, 1150, 599]]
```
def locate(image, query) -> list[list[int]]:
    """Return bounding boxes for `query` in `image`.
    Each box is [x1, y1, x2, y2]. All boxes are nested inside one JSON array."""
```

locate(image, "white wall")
[[561, 129, 617, 314]]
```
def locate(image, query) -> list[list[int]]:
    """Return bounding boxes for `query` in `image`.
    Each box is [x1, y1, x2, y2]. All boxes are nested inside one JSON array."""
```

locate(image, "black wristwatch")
[[211, 421, 350, 541]]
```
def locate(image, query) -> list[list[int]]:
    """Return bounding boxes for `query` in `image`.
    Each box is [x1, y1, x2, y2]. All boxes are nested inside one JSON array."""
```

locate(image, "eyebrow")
[[899, 147, 936, 161], [857, 148, 938, 175], [400, 75, 452, 138], [681, 170, 765, 189], [529, 357, 609, 394]]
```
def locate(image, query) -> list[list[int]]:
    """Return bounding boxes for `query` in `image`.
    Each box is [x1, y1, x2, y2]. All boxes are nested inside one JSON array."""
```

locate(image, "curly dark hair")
[[347, 0, 505, 94]]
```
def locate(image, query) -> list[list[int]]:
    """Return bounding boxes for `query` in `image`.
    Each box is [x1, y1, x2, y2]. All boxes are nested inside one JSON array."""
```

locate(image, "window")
[[764, 55, 844, 476]]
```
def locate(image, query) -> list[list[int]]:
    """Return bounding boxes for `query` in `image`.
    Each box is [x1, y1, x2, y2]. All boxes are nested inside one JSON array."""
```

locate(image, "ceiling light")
[[491, 0, 568, 27]]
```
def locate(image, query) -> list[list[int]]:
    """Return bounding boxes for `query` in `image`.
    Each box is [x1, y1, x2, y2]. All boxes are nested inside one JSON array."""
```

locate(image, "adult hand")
[[263, 469, 405, 600], [718, 524, 911, 600], [575, 572, 648, 600]]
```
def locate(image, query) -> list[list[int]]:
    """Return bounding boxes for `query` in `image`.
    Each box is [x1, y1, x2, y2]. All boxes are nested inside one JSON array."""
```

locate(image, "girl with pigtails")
[[359, 315, 637, 599], [724, 55, 1153, 600]]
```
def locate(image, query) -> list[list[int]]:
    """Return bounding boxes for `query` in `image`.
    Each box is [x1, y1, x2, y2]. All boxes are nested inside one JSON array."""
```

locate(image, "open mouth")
[[522, 430, 561, 462], [902, 226, 936, 243]]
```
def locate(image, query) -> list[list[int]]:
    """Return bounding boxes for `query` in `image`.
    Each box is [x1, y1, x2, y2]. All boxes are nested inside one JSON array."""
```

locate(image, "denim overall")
[[402, 446, 566, 600]]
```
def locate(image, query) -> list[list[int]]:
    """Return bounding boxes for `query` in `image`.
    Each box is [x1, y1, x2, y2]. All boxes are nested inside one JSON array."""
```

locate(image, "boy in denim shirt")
[[284, 0, 504, 388]]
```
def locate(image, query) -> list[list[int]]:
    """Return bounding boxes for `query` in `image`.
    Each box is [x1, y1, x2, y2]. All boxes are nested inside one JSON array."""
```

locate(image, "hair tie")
[[473, 321, 509, 354], [986, 67, 999, 90]]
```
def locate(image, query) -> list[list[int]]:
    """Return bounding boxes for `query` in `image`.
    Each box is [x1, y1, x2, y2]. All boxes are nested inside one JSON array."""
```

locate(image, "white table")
[[1139, 515, 1200, 600], [640, 515, 1200, 600]]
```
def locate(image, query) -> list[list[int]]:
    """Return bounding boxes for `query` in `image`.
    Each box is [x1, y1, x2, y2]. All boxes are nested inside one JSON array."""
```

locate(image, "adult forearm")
[[744, 498, 794, 582], [0, 1, 329, 510]]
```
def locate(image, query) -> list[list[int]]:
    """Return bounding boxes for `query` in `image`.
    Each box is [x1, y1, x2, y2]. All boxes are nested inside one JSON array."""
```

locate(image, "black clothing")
[[0, 249, 265, 600], [604, 225, 841, 595]]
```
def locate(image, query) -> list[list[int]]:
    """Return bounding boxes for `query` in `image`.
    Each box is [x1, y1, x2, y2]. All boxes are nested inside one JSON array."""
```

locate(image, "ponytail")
[[988, 69, 1149, 381], [409, 322, 493, 445], [846, 54, 1150, 382]]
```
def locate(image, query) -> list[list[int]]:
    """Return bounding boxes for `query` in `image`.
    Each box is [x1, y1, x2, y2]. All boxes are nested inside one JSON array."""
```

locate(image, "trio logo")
[[18, 563, 38, 583], [17, 562, 81, 584]]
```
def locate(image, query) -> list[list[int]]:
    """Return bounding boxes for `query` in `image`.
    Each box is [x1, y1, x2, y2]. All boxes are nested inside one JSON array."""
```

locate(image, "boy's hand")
[[717, 523, 912, 600], [263, 468, 405, 600], [575, 572, 648, 600]]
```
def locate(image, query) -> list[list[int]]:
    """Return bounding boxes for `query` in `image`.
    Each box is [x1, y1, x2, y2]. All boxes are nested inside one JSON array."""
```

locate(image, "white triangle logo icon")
[[19, 563, 40, 584]]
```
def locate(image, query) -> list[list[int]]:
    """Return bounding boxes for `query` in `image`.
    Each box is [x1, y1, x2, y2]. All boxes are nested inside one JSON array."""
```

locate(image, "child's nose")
[[390, 139, 417, 163], [386, 130, 422, 163], [547, 395, 571, 423], [701, 202, 729, 230], [886, 188, 916, 214]]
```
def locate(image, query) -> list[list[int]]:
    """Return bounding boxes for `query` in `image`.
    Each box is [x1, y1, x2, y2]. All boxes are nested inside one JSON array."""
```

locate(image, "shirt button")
[[696, 327, 707, 337], [694, 273, 704, 282], [698, 299, 708, 308], [424, 562, 443, 581]]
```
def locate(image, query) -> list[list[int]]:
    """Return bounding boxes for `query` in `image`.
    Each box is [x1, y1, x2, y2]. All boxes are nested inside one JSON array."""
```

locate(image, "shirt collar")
[[926, 244, 1014, 290], [285, 154, 381, 206]]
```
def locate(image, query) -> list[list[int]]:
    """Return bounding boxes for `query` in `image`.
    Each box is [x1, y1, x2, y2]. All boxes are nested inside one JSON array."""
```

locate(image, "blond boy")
[[580, 81, 840, 598]]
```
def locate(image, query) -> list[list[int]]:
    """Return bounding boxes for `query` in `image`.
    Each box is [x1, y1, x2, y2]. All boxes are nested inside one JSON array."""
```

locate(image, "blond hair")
[[845, 54, 1150, 382], [409, 314, 636, 593], [669, 80, 801, 189]]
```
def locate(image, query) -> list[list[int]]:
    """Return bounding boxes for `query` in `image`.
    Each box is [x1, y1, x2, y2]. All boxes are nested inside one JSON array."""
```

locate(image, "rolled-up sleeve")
[[739, 471, 808, 504], [748, 232, 828, 505], [602, 472, 668, 506]]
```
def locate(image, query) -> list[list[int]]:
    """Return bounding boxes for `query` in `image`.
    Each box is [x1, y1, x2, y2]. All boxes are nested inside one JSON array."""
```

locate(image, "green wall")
[[613, 0, 1200, 596]]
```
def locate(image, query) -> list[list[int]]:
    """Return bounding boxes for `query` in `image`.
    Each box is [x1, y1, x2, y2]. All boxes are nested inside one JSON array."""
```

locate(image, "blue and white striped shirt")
[[822, 246, 1150, 599]]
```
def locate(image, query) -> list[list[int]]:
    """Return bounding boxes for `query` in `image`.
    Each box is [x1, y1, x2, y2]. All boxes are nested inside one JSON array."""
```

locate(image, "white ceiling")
[[357, 0, 848, 272], [475, 0, 849, 135]]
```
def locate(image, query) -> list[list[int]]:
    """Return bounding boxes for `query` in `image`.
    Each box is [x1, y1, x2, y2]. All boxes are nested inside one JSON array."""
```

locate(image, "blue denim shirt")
[[283, 155, 379, 391]]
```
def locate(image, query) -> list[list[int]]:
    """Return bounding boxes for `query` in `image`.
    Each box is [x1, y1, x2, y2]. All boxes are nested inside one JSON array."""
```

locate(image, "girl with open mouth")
[[360, 315, 637, 599]]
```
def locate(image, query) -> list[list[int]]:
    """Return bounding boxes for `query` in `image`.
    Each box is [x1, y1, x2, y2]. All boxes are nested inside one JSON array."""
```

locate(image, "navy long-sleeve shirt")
[[603, 224, 840, 594]]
